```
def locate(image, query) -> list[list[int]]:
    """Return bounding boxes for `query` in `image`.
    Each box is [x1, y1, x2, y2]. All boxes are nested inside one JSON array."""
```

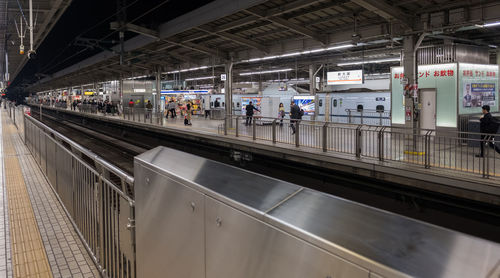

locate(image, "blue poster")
[[293, 96, 315, 115], [463, 82, 495, 108]]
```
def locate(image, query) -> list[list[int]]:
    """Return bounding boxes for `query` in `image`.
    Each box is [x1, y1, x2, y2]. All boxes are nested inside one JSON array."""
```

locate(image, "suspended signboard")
[[327, 70, 363, 85]]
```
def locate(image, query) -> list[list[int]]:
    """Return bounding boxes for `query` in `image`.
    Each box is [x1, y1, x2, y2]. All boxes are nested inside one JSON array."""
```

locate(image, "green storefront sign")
[[392, 63, 499, 128]]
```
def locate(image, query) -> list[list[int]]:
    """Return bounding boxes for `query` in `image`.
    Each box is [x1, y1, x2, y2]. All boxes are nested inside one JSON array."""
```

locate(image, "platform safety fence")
[[23, 114, 136, 278], [340, 109, 391, 126], [28, 103, 500, 179], [219, 115, 500, 179]]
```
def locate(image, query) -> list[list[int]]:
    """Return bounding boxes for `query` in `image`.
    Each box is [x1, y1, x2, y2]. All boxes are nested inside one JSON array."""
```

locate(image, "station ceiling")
[[5, 0, 500, 92], [0, 0, 71, 90]]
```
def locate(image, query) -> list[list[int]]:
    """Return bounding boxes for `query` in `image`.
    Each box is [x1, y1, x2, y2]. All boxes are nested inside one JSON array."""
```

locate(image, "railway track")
[[31, 112, 144, 174], [29, 108, 500, 242]]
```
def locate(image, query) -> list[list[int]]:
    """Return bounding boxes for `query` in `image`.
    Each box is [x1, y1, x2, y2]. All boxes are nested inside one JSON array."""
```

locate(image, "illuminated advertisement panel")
[[293, 95, 315, 115]]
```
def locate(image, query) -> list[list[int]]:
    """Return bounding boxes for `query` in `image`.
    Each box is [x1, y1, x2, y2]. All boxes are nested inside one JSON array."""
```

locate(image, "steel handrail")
[[25, 114, 134, 185]]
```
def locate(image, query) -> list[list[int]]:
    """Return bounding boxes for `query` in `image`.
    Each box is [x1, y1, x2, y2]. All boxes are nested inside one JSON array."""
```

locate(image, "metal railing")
[[220, 115, 500, 179], [30, 102, 500, 179], [342, 109, 391, 126], [23, 114, 136, 278]]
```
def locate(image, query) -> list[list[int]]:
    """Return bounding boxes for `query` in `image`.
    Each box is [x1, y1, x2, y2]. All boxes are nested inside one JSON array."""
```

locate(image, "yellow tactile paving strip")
[[2, 118, 53, 278]]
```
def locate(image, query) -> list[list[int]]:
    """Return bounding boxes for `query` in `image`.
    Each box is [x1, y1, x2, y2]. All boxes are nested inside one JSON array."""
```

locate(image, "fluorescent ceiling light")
[[240, 68, 293, 76], [185, 76, 217, 81], [244, 44, 354, 63], [280, 52, 301, 57], [164, 65, 212, 74], [337, 57, 400, 66], [326, 44, 354, 50], [483, 21, 500, 27]]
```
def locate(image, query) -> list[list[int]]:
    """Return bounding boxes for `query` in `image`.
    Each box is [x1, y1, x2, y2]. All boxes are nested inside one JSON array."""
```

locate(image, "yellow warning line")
[[403, 150, 426, 156], [2, 116, 53, 278]]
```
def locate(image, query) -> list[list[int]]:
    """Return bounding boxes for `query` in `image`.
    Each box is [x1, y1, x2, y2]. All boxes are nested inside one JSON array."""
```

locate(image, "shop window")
[[376, 105, 385, 112], [333, 99, 337, 107], [357, 105, 363, 112]]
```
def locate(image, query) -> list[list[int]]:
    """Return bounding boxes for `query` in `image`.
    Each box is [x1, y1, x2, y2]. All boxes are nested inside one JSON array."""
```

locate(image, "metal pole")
[[235, 116, 239, 137], [322, 123, 328, 152], [356, 126, 362, 158], [252, 118, 256, 140], [155, 69, 162, 113], [40, 104, 42, 121], [224, 62, 234, 129], [224, 116, 228, 136], [29, 0, 33, 53], [272, 119, 276, 143], [295, 121, 300, 147]]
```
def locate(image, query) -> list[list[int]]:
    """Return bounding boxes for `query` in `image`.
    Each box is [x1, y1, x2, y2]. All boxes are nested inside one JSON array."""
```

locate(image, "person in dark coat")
[[245, 101, 259, 126], [290, 101, 301, 134], [476, 105, 500, 157]]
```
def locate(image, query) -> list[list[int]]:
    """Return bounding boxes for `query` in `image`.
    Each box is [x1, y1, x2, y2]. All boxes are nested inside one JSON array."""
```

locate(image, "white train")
[[318, 91, 391, 125], [209, 91, 391, 125]]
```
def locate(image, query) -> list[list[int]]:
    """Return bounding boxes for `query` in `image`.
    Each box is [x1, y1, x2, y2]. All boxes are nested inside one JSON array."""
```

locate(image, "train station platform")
[[31, 104, 500, 206], [0, 110, 100, 278], [14, 104, 500, 277]]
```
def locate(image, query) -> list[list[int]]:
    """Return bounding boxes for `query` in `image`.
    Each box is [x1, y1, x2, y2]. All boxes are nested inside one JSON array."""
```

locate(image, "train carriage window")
[[319, 99, 323, 107], [376, 105, 384, 112], [357, 105, 363, 112], [333, 99, 337, 107]]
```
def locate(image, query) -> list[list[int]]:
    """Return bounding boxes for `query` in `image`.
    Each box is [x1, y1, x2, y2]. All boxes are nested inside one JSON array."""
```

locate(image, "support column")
[[224, 62, 233, 118], [155, 69, 162, 112], [403, 35, 417, 130], [309, 64, 315, 95], [497, 50, 500, 66], [119, 76, 124, 112]]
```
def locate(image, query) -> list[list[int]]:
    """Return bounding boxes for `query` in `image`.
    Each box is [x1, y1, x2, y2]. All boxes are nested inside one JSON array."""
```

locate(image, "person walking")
[[290, 101, 301, 134], [245, 101, 259, 126], [476, 105, 500, 157], [278, 103, 285, 126]]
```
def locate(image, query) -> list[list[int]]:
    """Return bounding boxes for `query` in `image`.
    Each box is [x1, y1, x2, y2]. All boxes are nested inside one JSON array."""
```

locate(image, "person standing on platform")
[[245, 101, 259, 126], [105, 101, 112, 115], [290, 101, 300, 134], [204, 98, 211, 119], [278, 103, 285, 126], [476, 105, 500, 157], [185, 102, 192, 126], [146, 100, 153, 119], [167, 100, 177, 119]]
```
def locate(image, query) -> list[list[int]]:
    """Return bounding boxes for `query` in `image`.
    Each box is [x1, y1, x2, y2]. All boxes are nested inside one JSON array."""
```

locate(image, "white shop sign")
[[327, 70, 363, 85]]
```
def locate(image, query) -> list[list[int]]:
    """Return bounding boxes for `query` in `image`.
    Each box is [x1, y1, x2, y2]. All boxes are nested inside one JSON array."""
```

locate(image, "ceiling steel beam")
[[110, 22, 160, 39], [246, 8, 328, 45], [163, 39, 229, 60], [197, 26, 269, 53], [351, 0, 414, 28]]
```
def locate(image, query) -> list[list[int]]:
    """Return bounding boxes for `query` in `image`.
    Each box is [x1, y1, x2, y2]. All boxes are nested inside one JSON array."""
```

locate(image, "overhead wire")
[[41, 0, 171, 75], [39, 0, 141, 73]]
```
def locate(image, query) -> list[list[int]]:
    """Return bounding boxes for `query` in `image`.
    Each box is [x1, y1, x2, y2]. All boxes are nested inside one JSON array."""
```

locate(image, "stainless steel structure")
[[135, 146, 500, 278], [23, 113, 136, 278]]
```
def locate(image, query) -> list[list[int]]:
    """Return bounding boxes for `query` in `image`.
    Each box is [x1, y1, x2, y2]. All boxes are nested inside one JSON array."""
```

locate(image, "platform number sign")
[[221, 74, 227, 81]]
